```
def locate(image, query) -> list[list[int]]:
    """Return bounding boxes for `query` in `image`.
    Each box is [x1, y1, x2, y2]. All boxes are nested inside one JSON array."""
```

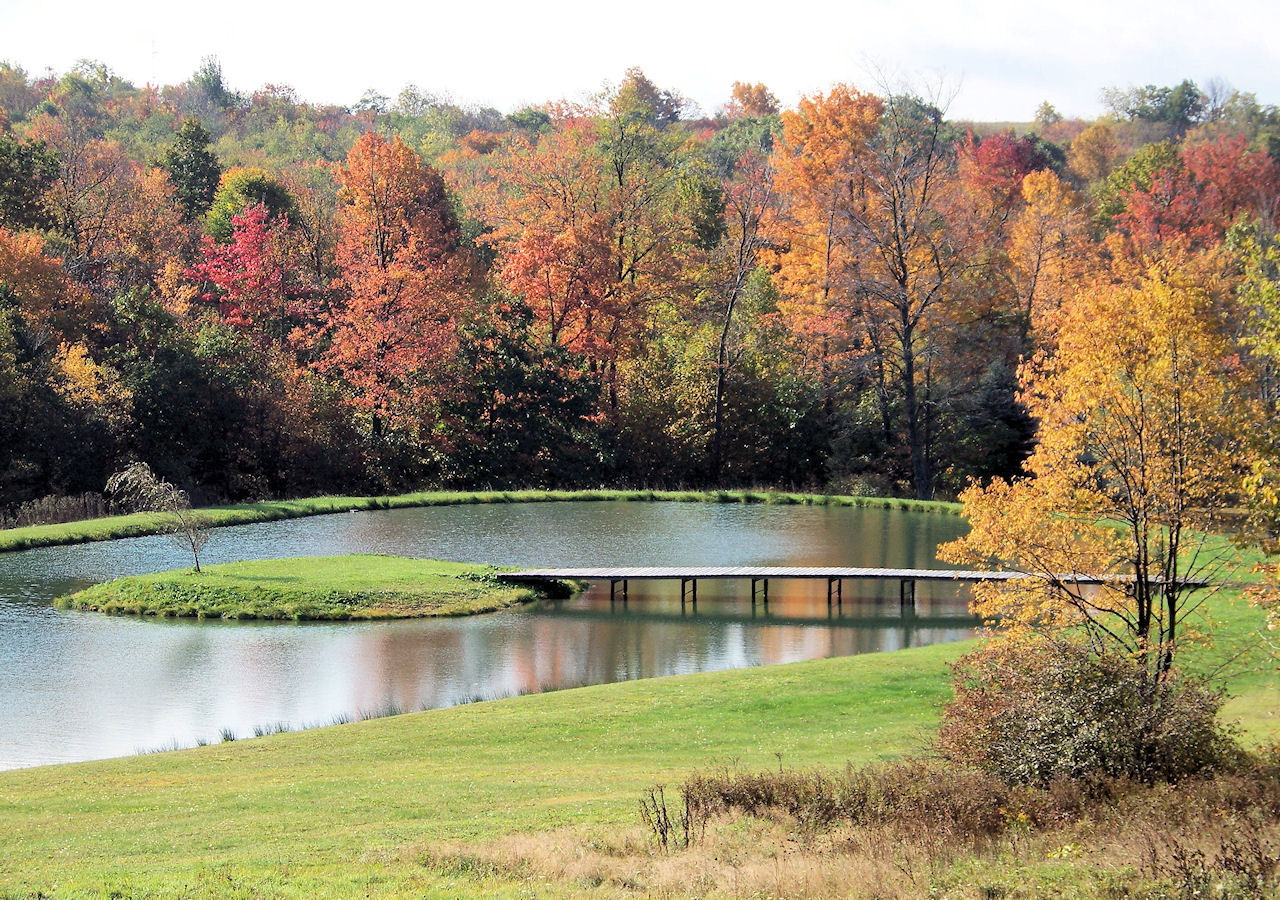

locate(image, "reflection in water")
[[0, 502, 972, 769]]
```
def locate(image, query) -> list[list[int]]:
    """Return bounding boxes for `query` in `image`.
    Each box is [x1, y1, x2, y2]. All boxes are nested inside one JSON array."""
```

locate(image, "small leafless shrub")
[[638, 784, 712, 852], [1146, 814, 1280, 898], [106, 462, 210, 571]]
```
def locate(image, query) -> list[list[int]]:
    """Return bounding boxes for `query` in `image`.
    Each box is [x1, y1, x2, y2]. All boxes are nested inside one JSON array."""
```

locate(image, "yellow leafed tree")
[[942, 254, 1252, 679], [1006, 170, 1088, 351]]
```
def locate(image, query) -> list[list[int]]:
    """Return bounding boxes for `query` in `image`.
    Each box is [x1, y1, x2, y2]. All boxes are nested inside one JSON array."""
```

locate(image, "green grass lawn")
[[0, 489, 961, 554], [0, 644, 956, 898], [54, 555, 575, 620], [0, 581, 1274, 898]]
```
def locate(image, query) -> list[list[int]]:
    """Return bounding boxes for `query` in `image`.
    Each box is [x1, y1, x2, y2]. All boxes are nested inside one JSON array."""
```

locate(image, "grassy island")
[[55, 554, 576, 620]]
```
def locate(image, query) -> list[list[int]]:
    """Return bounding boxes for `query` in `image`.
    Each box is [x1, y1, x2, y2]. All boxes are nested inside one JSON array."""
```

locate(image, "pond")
[[0, 501, 973, 770]]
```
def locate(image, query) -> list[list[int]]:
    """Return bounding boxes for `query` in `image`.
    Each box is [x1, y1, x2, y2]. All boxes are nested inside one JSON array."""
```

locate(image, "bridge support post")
[[899, 579, 915, 614], [826, 577, 843, 610], [680, 578, 697, 609], [610, 579, 617, 606], [623, 579, 629, 605]]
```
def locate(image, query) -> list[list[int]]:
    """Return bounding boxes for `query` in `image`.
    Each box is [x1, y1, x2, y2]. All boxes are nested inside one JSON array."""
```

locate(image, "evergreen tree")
[[160, 118, 221, 220], [0, 134, 58, 230]]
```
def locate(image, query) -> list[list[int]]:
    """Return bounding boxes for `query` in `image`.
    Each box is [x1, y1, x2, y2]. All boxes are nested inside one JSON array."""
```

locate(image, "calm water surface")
[[0, 502, 972, 769]]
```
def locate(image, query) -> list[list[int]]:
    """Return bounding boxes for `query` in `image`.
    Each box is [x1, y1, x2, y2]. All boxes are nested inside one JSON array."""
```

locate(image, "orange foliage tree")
[[0, 226, 95, 341], [473, 91, 697, 398], [1004, 170, 1088, 351], [773, 88, 1007, 499], [320, 132, 473, 454]]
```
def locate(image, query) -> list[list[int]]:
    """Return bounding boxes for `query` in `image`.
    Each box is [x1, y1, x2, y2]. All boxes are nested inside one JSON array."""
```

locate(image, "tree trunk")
[[899, 317, 933, 501]]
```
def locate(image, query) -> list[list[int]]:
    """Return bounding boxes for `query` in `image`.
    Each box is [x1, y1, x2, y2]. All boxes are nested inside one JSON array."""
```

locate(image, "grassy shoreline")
[[55, 554, 577, 620], [0, 488, 961, 554]]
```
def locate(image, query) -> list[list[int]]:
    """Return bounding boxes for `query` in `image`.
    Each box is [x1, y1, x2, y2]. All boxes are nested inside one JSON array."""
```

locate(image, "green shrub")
[[938, 638, 1237, 786]]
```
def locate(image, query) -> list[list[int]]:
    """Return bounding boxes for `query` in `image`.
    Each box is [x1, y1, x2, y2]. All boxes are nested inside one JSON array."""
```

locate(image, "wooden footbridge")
[[501, 566, 1122, 612]]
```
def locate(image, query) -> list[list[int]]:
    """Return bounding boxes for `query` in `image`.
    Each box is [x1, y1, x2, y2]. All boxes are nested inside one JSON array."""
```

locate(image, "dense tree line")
[[1, 58, 1279, 507]]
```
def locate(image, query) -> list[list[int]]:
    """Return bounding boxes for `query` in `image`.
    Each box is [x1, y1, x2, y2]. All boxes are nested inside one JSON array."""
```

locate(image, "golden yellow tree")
[[1067, 121, 1121, 183], [769, 84, 881, 344], [942, 254, 1251, 679], [1005, 170, 1088, 352]]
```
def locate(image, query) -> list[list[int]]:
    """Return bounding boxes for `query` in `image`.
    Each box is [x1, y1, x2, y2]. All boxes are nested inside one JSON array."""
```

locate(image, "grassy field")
[[54, 555, 575, 620], [0, 643, 957, 898], [0, 579, 1275, 898], [0, 488, 961, 554]]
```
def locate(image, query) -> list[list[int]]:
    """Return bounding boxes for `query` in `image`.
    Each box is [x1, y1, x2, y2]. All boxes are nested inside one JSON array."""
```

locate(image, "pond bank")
[[55, 554, 578, 620], [0, 489, 961, 554]]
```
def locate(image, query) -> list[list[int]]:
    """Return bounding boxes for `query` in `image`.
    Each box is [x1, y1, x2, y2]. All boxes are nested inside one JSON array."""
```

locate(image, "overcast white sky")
[[2, 0, 1277, 121]]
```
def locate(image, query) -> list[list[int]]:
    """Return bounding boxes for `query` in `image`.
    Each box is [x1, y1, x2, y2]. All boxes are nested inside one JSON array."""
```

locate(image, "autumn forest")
[[2, 60, 1278, 509]]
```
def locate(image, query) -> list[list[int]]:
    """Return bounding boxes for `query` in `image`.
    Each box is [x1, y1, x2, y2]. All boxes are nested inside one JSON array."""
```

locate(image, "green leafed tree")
[[205, 167, 294, 241], [0, 133, 58, 230], [442, 300, 604, 487], [1101, 79, 1206, 136], [160, 118, 222, 220]]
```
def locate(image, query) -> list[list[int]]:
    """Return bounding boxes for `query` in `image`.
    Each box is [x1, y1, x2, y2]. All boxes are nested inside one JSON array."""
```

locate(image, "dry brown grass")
[[406, 765, 1280, 899], [411, 816, 1280, 898]]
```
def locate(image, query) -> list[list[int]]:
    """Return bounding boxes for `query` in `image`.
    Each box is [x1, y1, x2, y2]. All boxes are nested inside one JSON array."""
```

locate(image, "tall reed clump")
[[0, 493, 112, 529]]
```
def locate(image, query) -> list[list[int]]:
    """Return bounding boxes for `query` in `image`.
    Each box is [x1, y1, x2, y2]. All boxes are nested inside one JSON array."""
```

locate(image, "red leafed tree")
[[188, 203, 319, 347], [1116, 136, 1280, 253], [957, 131, 1056, 213], [321, 132, 474, 447], [1181, 136, 1280, 232]]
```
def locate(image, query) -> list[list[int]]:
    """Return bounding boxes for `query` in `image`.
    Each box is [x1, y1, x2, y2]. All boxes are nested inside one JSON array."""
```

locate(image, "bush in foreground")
[[937, 637, 1237, 786]]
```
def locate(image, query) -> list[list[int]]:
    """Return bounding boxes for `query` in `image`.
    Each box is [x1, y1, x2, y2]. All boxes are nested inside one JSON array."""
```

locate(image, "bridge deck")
[[502, 566, 1107, 583]]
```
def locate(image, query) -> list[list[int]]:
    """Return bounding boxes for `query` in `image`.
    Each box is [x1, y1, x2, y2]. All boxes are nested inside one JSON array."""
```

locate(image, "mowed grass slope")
[[0, 644, 957, 898], [0, 583, 1275, 898], [55, 554, 573, 620], [0, 489, 962, 554]]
